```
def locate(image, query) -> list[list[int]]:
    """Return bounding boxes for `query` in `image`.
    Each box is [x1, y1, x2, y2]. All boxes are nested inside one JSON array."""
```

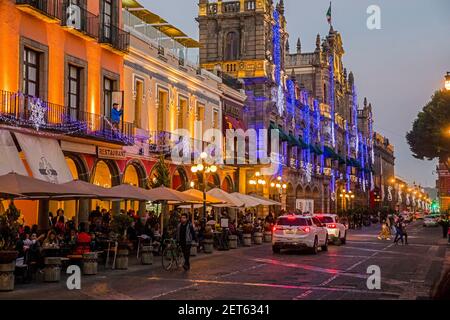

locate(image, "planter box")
[[228, 235, 238, 249], [253, 232, 263, 245], [243, 234, 252, 247], [83, 252, 98, 275], [203, 239, 214, 254], [190, 242, 198, 256], [44, 257, 61, 282], [141, 246, 153, 265], [264, 232, 272, 243], [115, 249, 129, 270], [0, 261, 15, 291]]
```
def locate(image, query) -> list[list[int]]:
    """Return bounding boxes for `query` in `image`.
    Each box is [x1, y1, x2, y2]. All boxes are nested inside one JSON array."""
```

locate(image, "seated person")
[[73, 223, 91, 255], [42, 230, 60, 249]]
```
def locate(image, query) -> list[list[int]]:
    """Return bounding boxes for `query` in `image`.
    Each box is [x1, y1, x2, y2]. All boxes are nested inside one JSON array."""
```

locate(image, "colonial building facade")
[[372, 132, 395, 209], [198, 0, 374, 213]]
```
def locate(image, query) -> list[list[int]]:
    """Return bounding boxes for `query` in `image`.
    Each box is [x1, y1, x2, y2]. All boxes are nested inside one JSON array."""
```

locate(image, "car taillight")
[[328, 224, 337, 228], [273, 226, 277, 232], [298, 227, 310, 233]]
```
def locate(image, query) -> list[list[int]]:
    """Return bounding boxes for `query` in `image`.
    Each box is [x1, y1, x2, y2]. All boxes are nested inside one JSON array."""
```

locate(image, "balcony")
[[0, 90, 134, 145], [222, 1, 240, 14], [99, 23, 130, 53], [16, 0, 62, 22], [60, 1, 99, 40], [148, 131, 212, 158]]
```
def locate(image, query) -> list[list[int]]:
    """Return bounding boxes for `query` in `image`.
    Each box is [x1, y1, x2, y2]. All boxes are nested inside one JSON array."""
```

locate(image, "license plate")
[[285, 230, 294, 234]]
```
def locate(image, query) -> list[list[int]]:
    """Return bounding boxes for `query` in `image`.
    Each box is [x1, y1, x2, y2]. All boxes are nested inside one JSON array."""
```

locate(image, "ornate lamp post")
[[270, 176, 287, 204], [191, 152, 217, 221], [249, 171, 267, 196]]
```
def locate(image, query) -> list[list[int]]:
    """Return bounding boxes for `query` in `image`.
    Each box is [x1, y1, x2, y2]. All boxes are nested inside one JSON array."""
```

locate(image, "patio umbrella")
[[230, 192, 263, 208], [109, 184, 154, 201], [146, 186, 199, 202], [207, 188, 245, 208], [0, 173, 89, 198], [178, 189, 224, 222], [247, 194, 282, 206], [60, 180, 119, 199]]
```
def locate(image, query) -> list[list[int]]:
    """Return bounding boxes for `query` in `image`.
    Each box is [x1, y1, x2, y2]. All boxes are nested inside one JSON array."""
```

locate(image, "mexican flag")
[[326, 2, 332, 24]]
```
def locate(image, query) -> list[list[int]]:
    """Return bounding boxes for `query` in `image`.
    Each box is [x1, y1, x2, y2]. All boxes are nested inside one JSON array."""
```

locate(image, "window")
[[103, 0, 112, 40], [312, 217, 324, 227], [23, 48, 40, 97], [196, 103, 205, 122], [103, 77, 114, 118], [276, 217, 308, 226], [157, 89, 168, 132], [68, 65, 82, 120], [225, 31, 239, 60], [213, 109, 219, 129], [178, 97, 188, 130], [134, 78, 144, 128]]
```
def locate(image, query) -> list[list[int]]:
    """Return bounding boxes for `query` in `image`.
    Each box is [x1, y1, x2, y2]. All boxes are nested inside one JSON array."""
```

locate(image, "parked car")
[[272, 214, 328, 254], [314, 214, 347, 245], [423, 214, 440, 227]]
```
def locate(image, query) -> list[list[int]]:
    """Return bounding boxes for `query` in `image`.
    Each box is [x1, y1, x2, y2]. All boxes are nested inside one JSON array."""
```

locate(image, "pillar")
[[78, 199, 90, 224], [112, 201, 120, 215], [38, 200, 50, 232], [138, 201, 146, 217]]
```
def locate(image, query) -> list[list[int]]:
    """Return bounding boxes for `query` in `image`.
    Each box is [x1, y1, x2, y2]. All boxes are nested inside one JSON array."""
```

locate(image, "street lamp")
[[445, 72, 450, 91], [191, 152, 217, 221]]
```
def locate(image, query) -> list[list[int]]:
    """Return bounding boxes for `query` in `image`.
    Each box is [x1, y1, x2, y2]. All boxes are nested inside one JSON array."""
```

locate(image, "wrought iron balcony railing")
[[0, 90, 134, 145], [99, 22, 130, 53], [60, 1, 99, 39], [16, 0, 62, 20]]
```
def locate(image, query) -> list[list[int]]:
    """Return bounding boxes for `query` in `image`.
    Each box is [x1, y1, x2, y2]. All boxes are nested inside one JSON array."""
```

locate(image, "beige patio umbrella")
[[146, 186, 200, 232], [60, 180, 119, 199], [109, 184, 154, 201], [178, 189, 224, 222], [247, 194, 282, 206], [207, 188, 245, 208], [0, 173, 89, 197]]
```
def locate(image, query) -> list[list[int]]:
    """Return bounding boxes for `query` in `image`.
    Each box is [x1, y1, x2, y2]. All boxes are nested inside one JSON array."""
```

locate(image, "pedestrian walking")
[[394, 217, 404, 245], [176, 213, 198, 271]]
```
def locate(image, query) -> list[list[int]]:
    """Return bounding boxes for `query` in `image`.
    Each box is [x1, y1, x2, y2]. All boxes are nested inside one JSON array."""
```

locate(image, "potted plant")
[[110, 213, 133, 270], [242, 223, 253, 246], [263, 223, 273, 243], [203, 225, 214, 253], [0, 201, 20, 291]]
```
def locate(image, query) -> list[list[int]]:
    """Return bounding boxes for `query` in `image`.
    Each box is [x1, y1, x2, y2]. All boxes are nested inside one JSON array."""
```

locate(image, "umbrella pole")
[[191, 204, 194, 224]]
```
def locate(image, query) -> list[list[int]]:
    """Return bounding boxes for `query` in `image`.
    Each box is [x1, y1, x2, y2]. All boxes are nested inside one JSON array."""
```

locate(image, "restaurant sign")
[[98, 147, 126, 160]]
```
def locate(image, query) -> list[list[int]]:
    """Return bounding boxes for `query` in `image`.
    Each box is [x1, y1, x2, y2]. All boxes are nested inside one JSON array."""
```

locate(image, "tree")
[[406, 90, 450, 169], [150, 154, 170, 188]]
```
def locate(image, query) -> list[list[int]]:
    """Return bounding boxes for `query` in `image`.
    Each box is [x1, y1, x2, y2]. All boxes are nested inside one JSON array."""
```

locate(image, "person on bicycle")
[[176, 213, 197, 271]]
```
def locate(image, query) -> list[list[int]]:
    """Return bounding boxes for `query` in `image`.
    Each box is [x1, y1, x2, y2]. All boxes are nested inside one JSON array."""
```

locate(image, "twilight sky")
[[140, 0, 450, 188]]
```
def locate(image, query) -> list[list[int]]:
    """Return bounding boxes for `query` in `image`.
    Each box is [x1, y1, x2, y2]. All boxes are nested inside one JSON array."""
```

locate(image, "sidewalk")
[[432, 237, 450, 299], [2, 242, 271, 297]]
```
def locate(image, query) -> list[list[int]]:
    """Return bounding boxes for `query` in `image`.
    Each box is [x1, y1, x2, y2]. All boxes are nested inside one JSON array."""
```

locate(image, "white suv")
[[314, 214, 347, 245], [272, 214, 328, 254]]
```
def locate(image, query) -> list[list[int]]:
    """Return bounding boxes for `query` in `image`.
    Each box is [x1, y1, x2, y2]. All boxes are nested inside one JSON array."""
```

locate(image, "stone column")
[[38, 200, 50, 232], [78, 199, 90, 224], [138, 201, 146, 217]]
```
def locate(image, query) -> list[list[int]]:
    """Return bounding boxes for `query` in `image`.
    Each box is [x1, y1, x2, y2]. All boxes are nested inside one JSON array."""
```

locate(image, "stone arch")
[[295, 184, 304, 199], [221, 175, 234, 193], [207, 173, 220, 191], [286, 183, 295, 213], [172, 166, 188, 191], [123, 159, 148, 188], [312, 186, 321, 213], [64, 153, 89, 182], [91, 159, 121, 187]]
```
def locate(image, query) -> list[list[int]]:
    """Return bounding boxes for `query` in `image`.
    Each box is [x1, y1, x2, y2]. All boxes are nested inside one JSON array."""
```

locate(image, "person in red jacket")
[[74, 222, 91, 255]]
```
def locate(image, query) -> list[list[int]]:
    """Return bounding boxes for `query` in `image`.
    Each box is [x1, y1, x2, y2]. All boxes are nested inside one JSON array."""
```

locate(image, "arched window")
[[225, 31, 239, 60]]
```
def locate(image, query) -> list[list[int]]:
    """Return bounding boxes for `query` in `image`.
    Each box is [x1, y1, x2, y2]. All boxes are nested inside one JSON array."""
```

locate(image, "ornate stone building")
[[198, 0, 374, 213], [372, 133, 395, 209]]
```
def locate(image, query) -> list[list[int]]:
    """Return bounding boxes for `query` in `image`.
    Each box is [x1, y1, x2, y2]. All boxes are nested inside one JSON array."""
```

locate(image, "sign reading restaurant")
[[98, 147, 126, 160]]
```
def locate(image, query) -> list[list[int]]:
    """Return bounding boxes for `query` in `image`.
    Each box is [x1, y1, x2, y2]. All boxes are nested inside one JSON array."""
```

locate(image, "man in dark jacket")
[[176, 213, 197, 271]]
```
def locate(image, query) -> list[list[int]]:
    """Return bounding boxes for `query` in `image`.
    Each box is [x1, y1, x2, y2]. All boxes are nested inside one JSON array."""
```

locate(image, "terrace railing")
[[0, 90, 134, 145]]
